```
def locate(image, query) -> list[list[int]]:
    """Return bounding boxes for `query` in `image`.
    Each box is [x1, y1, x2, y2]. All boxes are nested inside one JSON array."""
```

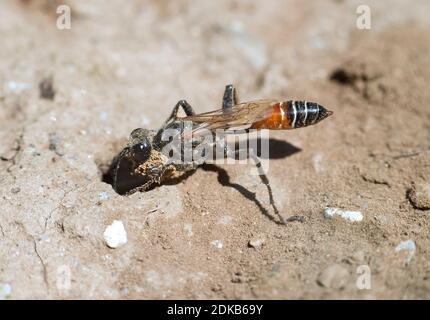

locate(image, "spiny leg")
[[222, 84, 239, 110], [220, 141, 289, 225], [163, 99, 196, 126], [246, 150, 285, 224], [246, 150, 305, 223]]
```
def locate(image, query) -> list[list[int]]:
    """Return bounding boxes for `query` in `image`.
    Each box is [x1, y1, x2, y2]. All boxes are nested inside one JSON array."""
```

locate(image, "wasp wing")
[[181, 99, 278, 136]]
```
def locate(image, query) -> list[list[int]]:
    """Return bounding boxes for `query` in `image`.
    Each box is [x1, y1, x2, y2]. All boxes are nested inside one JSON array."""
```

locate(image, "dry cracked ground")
[[0, 0, 430, 299]]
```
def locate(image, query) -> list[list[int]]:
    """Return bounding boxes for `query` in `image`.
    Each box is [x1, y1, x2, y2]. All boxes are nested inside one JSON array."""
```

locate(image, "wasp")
[[108, 85, 333, 223]]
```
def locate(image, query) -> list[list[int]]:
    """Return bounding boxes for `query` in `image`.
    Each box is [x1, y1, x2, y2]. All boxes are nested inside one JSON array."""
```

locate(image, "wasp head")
[[108, 128, 158, 195], [128, 128, 154, 164], [129, 128, 154, 163]]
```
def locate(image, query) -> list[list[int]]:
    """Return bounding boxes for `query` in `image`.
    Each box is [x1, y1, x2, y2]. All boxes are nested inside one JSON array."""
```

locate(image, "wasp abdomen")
[[250, 101, 332, 130], [283, 100, 332, 129]]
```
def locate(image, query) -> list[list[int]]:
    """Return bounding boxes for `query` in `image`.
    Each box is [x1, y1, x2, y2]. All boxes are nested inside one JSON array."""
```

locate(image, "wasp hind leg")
[[163, 99, 196, 126], [222, 84, 239, 109], [247, 152, 305, 224], [221, 143, 294, 225]]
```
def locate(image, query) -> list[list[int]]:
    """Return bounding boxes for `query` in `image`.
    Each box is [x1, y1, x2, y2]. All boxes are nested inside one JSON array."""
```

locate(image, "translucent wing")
[[181, 99, 278, 136]]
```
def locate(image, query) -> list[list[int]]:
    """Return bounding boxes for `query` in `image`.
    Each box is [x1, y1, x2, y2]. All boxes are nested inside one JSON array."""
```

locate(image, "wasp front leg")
[[124, 179, 156, 196], [222, 84, 239, 109]]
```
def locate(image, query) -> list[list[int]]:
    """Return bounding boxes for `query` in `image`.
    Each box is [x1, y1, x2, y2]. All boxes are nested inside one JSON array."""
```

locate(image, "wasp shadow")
[[201, 163, 284, 224], [200, 138, 300, 224], [252, 138, 301, 160]]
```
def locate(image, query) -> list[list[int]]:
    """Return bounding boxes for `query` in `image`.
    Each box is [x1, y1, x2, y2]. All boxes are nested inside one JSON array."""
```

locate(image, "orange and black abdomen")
[[250, 101, 332, 130]]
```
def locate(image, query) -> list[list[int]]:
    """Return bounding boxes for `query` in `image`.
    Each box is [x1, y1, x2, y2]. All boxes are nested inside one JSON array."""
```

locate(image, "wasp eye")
[[132, 139, 151, 162]]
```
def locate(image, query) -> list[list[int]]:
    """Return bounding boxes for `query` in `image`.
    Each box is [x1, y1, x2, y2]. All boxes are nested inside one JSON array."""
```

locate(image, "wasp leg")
[[219, 142, 289, 225], [163, 100, 196, 125], [247, 150, 305, 224], [222, 84, 239, 109]]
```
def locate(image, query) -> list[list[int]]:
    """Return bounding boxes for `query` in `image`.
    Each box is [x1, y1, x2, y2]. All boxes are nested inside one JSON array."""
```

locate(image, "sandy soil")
[[1, 0, 429, 299]]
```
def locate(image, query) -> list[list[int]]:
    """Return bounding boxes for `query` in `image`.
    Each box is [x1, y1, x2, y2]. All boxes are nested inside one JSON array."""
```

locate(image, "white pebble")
[[6, 81, 32, 92], [99, 111, 109, 121], [103, 220, 127, 248], [395, 239, 416, 264], [323, 207, 363, 222], [249, 238, 265, 248], [184, 223, 193, 237], [211, 240, 223, 249], [217, 215, 232, 225], [98, 191, 109, 201], [0, 283, 12, 299]]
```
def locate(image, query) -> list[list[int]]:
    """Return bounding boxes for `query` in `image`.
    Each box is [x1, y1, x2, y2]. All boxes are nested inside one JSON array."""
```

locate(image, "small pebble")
[[184, 223, 193, 237], [98, 192, 109, 201], [323, 207, 363, 222], [211, 240, 223, 249], [103, 220, 127, 249], [407, 182, 430, 210], [248, 238, 265, 248], [120, 287, 129, 296], [217, 215, 232, 225], [99, 111, 109, 121], [11, 187, 20, 194], [350, 250, 366, 263], [395, 239, 416, 265], [0, 283, 12, 299], [48, 133, 64, 156], [39, 77, 55, 100], [317, 264, 349, 289], [7, 81, 31, 92]]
